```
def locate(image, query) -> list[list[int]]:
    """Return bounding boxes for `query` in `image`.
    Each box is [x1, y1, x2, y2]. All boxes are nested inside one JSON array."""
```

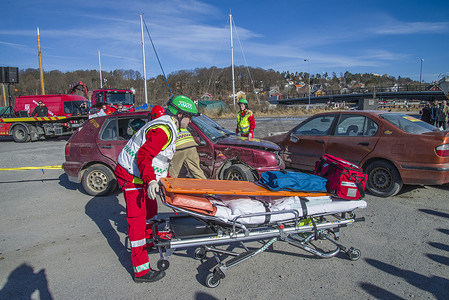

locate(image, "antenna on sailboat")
[[230, 13, 236, 108], [230, 17, 261, 105], [141, 16, 173, 98], [140, 14, 148, 104], [98, 50, 103, 89]]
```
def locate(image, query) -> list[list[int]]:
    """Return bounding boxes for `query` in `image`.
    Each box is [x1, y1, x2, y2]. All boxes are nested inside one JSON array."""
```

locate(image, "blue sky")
[[1, 0, 448, 83]]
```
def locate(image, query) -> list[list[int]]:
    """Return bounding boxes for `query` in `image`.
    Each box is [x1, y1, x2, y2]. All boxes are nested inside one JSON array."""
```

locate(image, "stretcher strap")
[[299, 197, 308, 217], [252, 197, 271, 224]]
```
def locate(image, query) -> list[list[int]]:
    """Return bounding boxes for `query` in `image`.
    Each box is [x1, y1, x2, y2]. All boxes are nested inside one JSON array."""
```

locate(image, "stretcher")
[[151, 178, 366, 288]]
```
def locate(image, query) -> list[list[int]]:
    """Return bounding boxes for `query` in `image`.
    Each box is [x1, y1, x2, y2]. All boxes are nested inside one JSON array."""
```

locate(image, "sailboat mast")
[[140, 14, 148, 104], [37, 27, 45, 95], [230, 14, 236, 107], [98, 50, 103, 89]]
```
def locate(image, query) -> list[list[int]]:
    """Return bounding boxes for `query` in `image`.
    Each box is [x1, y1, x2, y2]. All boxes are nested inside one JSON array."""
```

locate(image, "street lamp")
[[419, 58, 424, 89], [304, 59, 310, 105]]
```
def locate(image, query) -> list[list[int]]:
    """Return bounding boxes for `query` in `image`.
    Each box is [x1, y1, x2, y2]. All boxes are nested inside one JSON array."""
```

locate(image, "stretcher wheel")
[[157, 259, 170, 271], [347, 248, 361, 261], [194, 247, 207, 260], [206, 273, 220, 288]]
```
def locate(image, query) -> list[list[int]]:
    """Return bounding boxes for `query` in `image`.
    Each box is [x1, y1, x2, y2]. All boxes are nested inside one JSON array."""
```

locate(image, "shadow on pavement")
[[85, 192, 133, 276], [0, 263, 53, 300], [362, 257, 449, 299], [58, 173, 79, 192]]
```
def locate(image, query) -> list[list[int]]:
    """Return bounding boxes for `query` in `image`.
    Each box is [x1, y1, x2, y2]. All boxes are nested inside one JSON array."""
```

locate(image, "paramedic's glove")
[[147, 180, 160, 199], [248, 132, 254, 139]]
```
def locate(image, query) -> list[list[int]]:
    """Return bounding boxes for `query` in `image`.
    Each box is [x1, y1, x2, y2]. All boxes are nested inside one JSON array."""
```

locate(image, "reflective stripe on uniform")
[[131, 177, 144, 184], [237, 111, 252, 134], [134, 262, 150, 273], [130, 238, 146, 248], [124, 187, 142, 191], [145, 124, 173, 151]]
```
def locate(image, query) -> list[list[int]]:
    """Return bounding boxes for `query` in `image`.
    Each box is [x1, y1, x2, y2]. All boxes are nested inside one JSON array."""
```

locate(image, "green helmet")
[[167, 95, 199, 116]]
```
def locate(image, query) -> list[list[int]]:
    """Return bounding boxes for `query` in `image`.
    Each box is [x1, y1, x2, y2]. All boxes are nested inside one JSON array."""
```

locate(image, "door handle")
[[316, 140, 324, 144], [101, 145, 112, 149], [359, 142, 369, 146]]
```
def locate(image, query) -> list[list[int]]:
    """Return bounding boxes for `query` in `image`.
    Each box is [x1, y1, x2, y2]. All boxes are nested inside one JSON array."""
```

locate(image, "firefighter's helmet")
[[150, 105, 165, 120]]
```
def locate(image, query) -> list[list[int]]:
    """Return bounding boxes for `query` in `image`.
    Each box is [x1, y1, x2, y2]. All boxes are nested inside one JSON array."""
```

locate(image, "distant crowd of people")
[[420, 100, 449, 129]]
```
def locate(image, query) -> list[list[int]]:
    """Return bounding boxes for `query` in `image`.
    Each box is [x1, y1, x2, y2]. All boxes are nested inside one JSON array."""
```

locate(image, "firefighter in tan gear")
[[169, 128, 207, 179], [236, 98, 256, 138], [114, 95, 199, 283]]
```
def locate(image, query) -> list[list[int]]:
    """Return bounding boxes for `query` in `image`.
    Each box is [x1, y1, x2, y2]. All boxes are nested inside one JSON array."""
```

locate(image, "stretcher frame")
[[151, 178, 365, 288]]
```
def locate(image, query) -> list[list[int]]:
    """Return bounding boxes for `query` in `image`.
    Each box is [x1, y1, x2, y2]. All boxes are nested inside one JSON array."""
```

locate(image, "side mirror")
[[289, 133, 299, 143]]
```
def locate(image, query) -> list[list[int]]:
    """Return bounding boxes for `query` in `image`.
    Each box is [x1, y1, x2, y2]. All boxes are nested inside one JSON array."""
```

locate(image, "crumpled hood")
[[215, 136, 281, 151]]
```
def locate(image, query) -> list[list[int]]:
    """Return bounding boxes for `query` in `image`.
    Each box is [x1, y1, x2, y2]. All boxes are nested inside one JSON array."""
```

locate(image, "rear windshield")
[[380, 113, 437, 134]]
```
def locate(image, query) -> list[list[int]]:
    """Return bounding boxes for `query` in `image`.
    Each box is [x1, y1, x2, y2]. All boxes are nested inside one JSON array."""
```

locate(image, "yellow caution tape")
[[0, 165, 63, 171]]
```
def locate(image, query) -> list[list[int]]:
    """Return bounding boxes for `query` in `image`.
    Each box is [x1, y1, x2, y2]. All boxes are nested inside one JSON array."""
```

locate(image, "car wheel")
[[12, 125, 30, 143], [365, 160, 402, 197], [82, 164, 117, 196], [223, 164, 255, 181]]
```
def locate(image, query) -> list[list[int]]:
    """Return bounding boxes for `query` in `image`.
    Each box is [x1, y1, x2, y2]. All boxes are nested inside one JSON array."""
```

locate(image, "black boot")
[[134, 269, 166, 283]]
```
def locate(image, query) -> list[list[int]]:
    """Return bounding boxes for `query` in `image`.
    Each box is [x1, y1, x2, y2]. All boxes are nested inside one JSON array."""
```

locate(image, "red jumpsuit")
[[115, 128, 168, 278]]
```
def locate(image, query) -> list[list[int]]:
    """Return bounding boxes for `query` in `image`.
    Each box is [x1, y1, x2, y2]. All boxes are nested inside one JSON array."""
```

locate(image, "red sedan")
[[264, 111, 449, 197], [63, 111, 284, 196]]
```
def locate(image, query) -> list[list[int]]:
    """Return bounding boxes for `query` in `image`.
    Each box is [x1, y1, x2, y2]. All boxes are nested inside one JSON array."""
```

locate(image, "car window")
[[380, 113, 436, 134], [118, 118, 137, 140], [293, 114, 336, 136], [334, 114, 378, 136], [187, 125, 206, 145], [101, 118, 118, 140], [101, 116, 146, 141], [64, 101, 89, 115]]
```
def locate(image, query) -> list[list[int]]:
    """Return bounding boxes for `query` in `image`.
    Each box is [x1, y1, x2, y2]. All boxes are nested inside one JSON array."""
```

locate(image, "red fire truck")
[[0, 94, 89, 142], [0, 82, 136, 143], [69, 81, 135, 112]]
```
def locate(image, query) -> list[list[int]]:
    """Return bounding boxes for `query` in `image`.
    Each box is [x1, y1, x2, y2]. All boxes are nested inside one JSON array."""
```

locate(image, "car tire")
[[12, 125, 30, 143], [365, 160, 402, 197], [223, 164, 255, 181], [82, 164, 117, 196]]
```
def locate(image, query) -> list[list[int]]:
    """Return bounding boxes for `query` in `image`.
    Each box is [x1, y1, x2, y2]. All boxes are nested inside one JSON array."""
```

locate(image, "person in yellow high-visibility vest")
[[169, 128, 207, 179], [236, 98, 256, 138]]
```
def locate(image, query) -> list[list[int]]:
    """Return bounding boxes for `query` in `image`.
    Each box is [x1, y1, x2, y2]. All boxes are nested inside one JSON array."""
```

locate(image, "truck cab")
[[91, 89, 135, 112]]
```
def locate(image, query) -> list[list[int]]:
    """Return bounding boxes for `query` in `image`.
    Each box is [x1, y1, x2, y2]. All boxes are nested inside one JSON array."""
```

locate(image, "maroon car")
[[265, 111, 449, 197], [63, 112, 284, 196]]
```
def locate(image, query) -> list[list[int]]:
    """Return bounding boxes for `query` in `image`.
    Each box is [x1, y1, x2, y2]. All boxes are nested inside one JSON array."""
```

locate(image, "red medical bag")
[[314, 154, 367, 200]]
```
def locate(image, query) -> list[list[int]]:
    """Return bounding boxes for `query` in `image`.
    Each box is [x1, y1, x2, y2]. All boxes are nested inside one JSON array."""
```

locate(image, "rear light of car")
[[65, 142, 71, 156], [435, 144, 449, 157]]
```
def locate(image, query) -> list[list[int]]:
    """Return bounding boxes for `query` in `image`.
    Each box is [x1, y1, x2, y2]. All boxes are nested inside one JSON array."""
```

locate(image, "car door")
[[282, 114, 337, 171], [97, 116, 136, 162], [325, 113, 380, 165]]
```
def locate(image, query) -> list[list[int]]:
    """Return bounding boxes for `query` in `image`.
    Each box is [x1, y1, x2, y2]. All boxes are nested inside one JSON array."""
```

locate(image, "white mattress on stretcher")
[[209, 195, 367, 225]]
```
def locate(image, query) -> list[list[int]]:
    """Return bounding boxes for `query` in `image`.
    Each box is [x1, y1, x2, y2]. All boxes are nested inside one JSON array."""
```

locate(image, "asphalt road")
[[0, 117, 448, 299]]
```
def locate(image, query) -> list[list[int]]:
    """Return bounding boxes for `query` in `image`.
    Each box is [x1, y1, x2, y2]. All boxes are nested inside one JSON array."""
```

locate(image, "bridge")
[[269, 86, 447, 105]]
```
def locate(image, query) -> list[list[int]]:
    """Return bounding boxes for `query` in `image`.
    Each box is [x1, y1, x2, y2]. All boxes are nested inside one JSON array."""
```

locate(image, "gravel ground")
[[0, 116, 448, 300]]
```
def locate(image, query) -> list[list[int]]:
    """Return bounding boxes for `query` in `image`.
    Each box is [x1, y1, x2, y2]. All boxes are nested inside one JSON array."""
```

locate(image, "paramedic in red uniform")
[[114, 96, 199, 283], [235, 98, 255, 138]]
